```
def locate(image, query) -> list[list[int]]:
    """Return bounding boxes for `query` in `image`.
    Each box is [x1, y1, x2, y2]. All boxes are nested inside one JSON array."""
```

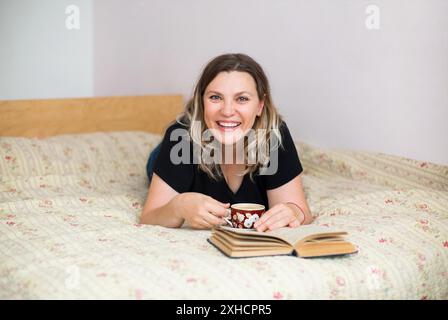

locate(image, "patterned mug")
[[224, 203, 265, 229]]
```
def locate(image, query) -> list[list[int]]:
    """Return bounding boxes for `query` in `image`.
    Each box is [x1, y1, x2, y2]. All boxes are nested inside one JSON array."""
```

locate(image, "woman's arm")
[[270, 174, 313, 224], [140, 173, 185, 228], [140, 173, 230, 229], [254, 174, 313, 231]]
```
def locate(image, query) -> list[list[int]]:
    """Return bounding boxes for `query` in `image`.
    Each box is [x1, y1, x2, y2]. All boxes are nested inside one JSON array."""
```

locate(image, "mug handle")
[[223, 208, 233, 227]]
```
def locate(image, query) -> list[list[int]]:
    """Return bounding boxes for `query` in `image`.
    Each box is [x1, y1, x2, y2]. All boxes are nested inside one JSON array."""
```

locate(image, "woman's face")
[[203, 71, 264, 145]]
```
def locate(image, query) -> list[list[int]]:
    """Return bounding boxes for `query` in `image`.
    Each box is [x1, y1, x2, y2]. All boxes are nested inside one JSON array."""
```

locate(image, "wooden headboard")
[[0, 95, 184, 137]]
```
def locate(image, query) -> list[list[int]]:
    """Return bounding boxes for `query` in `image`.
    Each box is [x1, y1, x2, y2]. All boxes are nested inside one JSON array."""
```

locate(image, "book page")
[[217, 225, 347, 246], [215, 232, 291, 248], [208, 237, 293, 258]]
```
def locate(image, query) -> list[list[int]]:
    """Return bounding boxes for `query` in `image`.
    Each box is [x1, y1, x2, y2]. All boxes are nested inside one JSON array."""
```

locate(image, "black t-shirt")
[[153, 121, 303, 210]]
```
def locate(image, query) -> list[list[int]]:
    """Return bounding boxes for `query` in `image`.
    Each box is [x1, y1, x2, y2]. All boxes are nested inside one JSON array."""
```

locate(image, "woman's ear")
[[257, 96, 266, 117]]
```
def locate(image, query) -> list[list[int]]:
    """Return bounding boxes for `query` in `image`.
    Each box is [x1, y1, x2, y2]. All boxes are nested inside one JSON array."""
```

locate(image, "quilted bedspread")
[[0, 131, 447, 299]]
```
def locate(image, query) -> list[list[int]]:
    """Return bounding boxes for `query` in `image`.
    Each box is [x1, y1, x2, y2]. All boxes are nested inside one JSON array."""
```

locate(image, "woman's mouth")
[[216, 121, 241, 132]]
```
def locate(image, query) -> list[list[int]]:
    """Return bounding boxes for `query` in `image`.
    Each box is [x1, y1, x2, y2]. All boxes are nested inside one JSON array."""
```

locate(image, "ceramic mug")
[[224, 203, 265, 229]]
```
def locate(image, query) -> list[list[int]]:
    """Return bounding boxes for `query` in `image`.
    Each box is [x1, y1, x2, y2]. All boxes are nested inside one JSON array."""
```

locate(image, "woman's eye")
[[237, 96, 249, 102], [210, 95, 222, 101]]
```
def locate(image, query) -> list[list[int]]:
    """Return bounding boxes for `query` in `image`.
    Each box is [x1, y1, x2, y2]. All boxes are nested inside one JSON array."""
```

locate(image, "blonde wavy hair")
[[176, 53, 283, 181]]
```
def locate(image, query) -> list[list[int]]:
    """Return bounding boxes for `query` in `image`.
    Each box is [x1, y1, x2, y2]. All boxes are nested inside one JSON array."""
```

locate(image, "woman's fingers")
[[196, 217, 213, 229], [254, 205, 282, 229], [202, 212, 226, 228], [256, 214, 287, 232], [188, 197, 229, 229], [205, 198, 230, 218], [265, 215, 292, 231], [220, 202, 231, 208], [288, 219, 301, 228], [255, 204, 298, 232], [197, 204, 226, 227], [193, 212, 220, 229]]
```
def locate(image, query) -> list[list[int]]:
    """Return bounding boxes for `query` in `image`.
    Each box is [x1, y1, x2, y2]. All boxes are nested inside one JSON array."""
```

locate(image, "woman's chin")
[[216, 132, 245, 146], [211, 135, 232, 145], [206, 127, 245, 146]]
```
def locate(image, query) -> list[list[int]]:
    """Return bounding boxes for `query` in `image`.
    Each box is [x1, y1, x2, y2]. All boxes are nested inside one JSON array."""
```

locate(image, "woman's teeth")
[[217, 121, 241, 128]]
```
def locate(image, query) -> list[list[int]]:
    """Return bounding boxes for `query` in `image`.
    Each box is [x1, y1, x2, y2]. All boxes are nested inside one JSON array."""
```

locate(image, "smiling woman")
[[203, 71, 264, 146], [140, 53, 312, 231]]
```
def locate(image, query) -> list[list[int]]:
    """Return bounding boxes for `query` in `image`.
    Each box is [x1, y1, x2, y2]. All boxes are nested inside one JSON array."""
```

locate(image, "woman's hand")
[[174, 192, 230, 229], [253, 203, 304, 232]]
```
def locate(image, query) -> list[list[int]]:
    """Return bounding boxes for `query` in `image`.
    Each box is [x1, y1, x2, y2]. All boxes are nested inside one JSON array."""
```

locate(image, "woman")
[[140, 53, 312, 232]]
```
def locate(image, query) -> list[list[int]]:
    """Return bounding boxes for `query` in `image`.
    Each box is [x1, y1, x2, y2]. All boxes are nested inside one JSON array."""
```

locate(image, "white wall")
[[2, 0, 447, 165], [93, 0, 448, 165], [0, 0, 93, 99]]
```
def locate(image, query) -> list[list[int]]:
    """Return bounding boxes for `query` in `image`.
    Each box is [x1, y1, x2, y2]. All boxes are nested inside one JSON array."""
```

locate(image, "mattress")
[[1, 131, 447, 299]]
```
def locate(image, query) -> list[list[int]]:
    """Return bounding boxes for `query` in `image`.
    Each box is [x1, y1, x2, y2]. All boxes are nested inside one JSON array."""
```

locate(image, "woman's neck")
[[221, 143, 246, 165]]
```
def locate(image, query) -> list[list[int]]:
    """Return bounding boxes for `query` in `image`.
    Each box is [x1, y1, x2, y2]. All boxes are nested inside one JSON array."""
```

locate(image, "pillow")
[[296, 141, 448, 191], [0, 131, 162, 180]]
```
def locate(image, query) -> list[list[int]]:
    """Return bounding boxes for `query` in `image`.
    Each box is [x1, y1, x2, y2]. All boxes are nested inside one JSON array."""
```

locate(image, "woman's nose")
[[221, 100, 235, 116]]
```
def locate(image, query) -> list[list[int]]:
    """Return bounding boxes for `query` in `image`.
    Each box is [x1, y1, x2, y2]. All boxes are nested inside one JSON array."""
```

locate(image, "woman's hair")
[[177, 53, 283, 181]]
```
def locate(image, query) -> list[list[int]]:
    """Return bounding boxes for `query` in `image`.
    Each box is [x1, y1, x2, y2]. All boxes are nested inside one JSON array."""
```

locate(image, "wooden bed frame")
[[0, 95, 184, 137]]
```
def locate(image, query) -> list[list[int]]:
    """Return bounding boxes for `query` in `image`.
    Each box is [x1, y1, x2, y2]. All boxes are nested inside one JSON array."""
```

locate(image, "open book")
[[208, 225, 358, 258]]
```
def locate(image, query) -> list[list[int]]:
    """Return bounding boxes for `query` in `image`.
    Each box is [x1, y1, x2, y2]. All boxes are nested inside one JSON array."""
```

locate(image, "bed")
[[1, 95, 447, 299]]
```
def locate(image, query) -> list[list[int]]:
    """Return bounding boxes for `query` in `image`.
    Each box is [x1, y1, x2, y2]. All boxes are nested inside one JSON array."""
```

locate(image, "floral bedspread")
[[0, 131, 447, 299]]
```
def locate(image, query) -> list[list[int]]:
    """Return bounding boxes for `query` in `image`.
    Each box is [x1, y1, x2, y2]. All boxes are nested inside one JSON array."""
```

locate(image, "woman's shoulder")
[[271, 119, 291, 146], [278, 119, 289, 133], [161, 120, 190, 141], [164, 119, 189, 133]]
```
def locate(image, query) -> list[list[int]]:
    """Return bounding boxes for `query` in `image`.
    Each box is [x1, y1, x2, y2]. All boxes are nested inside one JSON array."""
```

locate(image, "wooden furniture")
[[0, 95, 184, 137]]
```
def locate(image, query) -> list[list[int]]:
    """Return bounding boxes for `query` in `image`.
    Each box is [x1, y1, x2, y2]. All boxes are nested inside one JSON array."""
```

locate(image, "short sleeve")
[[153, 122, 194, 193], [262, 121, 303, 190]]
